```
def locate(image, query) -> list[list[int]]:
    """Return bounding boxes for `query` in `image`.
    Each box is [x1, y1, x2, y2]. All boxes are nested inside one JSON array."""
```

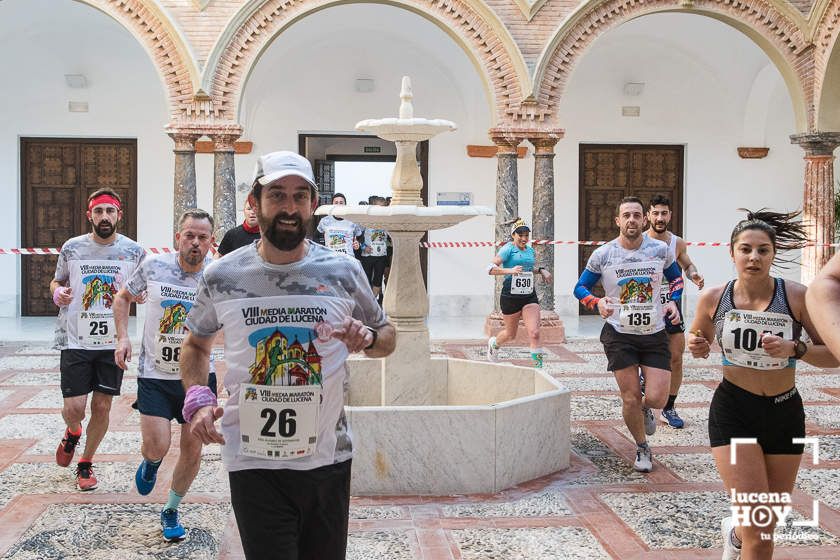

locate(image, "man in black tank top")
[[645, 195, 704, 429]]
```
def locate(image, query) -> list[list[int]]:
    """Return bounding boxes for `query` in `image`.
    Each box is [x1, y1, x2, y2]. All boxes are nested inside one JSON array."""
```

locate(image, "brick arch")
[[75, 0, 199, 120], [533, 0, 813, 131], [814, 0, 840, 130], [202, 0, 531, 125]]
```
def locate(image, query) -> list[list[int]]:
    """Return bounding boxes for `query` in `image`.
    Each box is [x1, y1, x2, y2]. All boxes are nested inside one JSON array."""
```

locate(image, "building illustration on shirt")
[[618, 277, 653, 304], [159, 301, 190, 334], [81, 275, 117, 310], [248, 328, 322, 386]]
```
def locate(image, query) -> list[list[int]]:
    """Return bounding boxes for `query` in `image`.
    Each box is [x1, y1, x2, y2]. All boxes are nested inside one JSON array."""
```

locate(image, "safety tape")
[[1, 240, 838, 254]]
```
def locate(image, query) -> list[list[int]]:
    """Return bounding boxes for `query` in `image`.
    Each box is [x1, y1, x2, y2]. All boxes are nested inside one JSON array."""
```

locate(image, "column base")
[[483, 310, 566, 344]]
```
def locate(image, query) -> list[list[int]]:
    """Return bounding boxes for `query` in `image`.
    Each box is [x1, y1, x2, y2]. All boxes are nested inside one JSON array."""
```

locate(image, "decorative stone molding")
[[737, 147, 770, 158], [206, 0, 530, 124], [81, 0, 198, 121], [166, 132, 202, 152], [489, 127, 533, 152], [528, 130, 564, 154], [208, 125, 244, 152], [534, 0, 812, 128], [790, 131, 840, 155]]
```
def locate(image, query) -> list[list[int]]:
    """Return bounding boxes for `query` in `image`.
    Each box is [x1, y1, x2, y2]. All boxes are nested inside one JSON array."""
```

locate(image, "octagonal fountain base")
[[345, 357, 570, 495]]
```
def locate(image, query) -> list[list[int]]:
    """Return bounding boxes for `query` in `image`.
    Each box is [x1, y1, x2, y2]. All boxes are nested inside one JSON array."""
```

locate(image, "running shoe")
[[532, 352, 544, 369], [633, 445, 653, 472], [76, 461, 97, 491], [643, 407, 657, 435], [721, 517, 742, 560], [55, 427, 81, 467], [135, 459, 160, 496], [487, 336, 499, 362], [161, 508, 186, 542], [661, 408, 685, 429]]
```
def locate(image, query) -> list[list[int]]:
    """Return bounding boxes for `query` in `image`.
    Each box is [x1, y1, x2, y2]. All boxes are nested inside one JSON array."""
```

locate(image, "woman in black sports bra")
[[687, 209, 837, 559]]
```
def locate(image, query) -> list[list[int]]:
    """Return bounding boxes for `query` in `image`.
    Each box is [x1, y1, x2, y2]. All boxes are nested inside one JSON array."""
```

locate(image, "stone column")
[[529, 131, 564, 312], [166, 130, 201, 237], [790, 132, 840, 283], [489, 128, 523, 312], [210, 126, 242, 240]]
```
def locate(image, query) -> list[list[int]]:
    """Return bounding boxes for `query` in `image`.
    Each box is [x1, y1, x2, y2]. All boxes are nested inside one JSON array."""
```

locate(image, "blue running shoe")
[[161, 508, 186, 542], [661, 408, 685, 429], [135, 459, 159, 496]]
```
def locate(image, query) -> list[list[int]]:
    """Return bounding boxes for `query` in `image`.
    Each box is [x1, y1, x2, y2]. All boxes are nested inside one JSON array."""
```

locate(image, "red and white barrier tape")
[[1, 240, 838, 254]]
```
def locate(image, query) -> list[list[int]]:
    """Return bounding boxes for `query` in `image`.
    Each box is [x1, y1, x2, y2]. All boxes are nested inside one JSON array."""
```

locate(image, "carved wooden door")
[[578, 144, 684, 314], [21, 139, 137, 316]]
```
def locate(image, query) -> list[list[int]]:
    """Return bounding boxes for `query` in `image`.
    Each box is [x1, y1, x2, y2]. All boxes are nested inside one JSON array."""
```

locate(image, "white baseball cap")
[[253, 151, 318, 192]]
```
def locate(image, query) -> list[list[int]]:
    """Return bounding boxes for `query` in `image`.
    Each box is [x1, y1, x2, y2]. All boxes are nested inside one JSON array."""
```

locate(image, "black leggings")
[[361, 256, 388, 288]]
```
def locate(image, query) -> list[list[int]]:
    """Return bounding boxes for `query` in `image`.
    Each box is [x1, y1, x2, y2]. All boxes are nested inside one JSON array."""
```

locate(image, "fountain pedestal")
[[316, 77, 570, 495]]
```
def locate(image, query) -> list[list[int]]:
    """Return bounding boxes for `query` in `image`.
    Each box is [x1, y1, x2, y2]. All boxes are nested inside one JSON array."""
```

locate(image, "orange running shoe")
[[76, 461, 98, 491], [55, 428, 81, 467]]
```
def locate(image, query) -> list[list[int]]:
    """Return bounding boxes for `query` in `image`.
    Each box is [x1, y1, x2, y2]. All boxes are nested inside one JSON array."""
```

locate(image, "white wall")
[[231, 4, 499, 316], [0, 0, 172, 316], [554, 13, 805, 314]]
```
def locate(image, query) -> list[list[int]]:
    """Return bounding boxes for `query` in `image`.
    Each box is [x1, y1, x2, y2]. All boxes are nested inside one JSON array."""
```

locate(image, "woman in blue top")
[[487, 219, 552, 368], [688, 209, 837, 559]]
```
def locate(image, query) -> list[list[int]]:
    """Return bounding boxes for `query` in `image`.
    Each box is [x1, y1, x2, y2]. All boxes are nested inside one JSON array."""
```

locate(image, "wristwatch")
[[364, 326, 378, 350], [792, 339, 807, 360]]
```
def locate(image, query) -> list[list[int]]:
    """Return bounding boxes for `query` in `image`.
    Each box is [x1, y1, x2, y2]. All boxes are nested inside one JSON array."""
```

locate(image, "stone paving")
[[1, 339, 840, 559]]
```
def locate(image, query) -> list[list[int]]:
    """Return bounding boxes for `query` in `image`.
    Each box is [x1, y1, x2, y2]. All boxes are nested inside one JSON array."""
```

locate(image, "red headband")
[[88, 195, 121, 212]]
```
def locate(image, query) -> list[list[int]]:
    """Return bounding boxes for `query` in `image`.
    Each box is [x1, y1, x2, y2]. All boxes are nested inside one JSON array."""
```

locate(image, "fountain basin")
[[345, 357, 570, 495], [315, 204, 493, 232]]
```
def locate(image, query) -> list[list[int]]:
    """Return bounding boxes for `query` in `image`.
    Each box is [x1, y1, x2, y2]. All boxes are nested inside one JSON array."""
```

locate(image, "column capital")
[[208, 124, 244, 152], [528, 129, 565, 154], [790, 132, 840, 157], [488, 127, 530, 153]]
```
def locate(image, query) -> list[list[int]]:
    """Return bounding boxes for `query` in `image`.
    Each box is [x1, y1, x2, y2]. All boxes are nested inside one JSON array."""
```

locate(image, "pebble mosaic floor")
[[1, 337, 840, 559]]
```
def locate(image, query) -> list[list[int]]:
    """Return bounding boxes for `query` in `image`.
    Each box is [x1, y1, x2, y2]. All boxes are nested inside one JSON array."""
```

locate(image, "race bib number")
[[659, 284, 671, 305], [721, 310, 793, 370], [370, 238, 387, 257], [325, 228, 353, 256], [511, 272, 534, 295], [77, 311, 115, 346], [154, 333, 185, 374], [619, 303, 656, 335], [239, 384, 321, 460]]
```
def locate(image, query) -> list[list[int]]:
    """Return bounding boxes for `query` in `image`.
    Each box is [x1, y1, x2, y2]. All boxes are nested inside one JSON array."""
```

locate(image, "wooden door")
[[21, 138, 137, 316], [578, 144, 684, 314]]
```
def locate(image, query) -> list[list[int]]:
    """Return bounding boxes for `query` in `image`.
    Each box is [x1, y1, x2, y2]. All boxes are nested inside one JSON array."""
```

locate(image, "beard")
[[652, 221, 668, 233], [180, 246, 204, 266], [259, 211, 309, 251], [622, 224, 641, 240], [93, 221, 114, 239]]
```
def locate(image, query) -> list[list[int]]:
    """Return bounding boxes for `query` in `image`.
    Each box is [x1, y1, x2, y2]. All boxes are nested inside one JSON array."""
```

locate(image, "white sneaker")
[[643, 407, 657, 436], [487, 337, 499, 362], [721, 517, 742, 560], [633, 445, 652, 472]]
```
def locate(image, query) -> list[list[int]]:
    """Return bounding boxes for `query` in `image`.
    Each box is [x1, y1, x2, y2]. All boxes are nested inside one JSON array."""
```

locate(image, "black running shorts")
[[664, 298, 686, 335], [499, 292, 540, 315], [135, 373, 217, 424], [599, 323, 671, 372], [709, 378, 805, 454], [60, 349, 124, 398], [229, 459, 352, 560]]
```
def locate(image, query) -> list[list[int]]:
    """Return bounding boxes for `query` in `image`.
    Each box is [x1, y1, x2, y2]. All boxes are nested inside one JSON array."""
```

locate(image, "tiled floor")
[[1, 325, 839, 559]]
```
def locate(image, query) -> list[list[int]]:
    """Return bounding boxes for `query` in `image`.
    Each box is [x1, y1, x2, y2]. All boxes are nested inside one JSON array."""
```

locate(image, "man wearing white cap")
[[179, 150, 396, 560]]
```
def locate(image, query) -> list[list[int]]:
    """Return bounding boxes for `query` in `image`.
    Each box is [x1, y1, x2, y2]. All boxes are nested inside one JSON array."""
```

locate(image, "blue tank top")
[[497, 242, 535, 296]]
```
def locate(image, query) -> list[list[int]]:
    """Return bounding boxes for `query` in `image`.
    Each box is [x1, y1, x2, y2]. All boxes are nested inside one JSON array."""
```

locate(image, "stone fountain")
[[316, 77, 570, 495]]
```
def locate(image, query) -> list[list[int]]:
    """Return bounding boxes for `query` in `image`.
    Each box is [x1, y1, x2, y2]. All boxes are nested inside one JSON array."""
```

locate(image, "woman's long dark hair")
[[730, 208, 808, 266]]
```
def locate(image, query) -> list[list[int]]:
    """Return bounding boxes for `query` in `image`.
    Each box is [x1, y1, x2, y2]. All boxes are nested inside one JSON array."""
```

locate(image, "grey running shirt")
[[585, 236, 674, 334], [186, 241, 388, 473], [124, 252, 214, 380], [53, 234, 145, 350]]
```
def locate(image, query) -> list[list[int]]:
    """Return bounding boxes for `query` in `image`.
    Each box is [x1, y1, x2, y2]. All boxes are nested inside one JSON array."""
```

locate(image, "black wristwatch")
[[792, 339, 807, 360], [364, 326, 378, 350]]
